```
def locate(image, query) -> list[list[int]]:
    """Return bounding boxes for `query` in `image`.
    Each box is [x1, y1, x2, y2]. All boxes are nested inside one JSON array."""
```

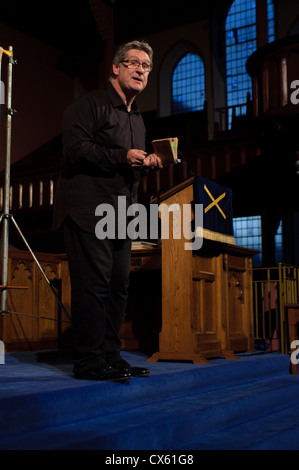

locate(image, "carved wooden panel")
[[1, 248, 70, 351]]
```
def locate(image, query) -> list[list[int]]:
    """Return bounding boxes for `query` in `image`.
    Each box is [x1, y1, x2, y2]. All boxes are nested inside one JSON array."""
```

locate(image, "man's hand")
[[127, 150, 163, 169], [127, 149, 147, 167], [143, 153, 163, 169]]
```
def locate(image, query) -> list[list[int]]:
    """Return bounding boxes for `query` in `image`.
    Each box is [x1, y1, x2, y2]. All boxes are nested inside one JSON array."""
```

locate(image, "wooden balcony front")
[[246, 34, 299, 121]]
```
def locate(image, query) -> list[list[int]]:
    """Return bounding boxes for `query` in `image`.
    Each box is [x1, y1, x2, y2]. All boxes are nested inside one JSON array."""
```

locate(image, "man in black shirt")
[[54, 40, 162, 381]]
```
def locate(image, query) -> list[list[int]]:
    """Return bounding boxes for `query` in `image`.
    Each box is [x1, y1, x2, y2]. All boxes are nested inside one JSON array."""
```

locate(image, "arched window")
[[267, 0, 275, 42], [233, 215, 263, 266], [233, 216, 283, 266], [172, 53, 205, 114], [225, 0, 275, 125], [226, 1, 281, 266]]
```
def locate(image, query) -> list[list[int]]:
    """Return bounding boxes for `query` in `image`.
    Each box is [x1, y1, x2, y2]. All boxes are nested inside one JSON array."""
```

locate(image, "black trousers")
[[63, 218, 132, 374]]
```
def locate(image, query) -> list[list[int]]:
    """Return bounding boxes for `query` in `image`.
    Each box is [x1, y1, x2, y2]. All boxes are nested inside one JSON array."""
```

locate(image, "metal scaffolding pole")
[[0, 46, 14, 315], [0, 46, 71, 326]]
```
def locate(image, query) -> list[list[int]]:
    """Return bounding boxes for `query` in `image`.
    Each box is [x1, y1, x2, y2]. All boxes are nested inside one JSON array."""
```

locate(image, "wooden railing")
[[0, 174, 57, 215], [0, 138, 262, 215], [215, 95, 252, 132], [253, 264, 299, 354]]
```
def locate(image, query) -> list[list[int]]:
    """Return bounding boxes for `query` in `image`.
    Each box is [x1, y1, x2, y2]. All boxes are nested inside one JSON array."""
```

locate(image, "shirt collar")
[[107, 81, 140, 114]]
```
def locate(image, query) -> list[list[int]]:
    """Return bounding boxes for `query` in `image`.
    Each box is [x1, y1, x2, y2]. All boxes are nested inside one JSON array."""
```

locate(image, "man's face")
[[112, 49, 151, 96]]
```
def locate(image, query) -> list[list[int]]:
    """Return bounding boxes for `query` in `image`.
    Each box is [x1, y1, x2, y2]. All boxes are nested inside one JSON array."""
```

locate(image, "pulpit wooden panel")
[[225, 250, 255, 353], [191, 253, 226, 360]]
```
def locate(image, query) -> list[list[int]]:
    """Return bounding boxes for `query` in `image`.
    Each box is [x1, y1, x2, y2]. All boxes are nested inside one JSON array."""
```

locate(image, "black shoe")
[[74, 365, 132, 382], [112, 358, 150, 377]]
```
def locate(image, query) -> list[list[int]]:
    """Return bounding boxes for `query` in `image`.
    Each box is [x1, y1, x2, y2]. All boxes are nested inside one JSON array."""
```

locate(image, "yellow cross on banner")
[[204, 184, 227, 220]]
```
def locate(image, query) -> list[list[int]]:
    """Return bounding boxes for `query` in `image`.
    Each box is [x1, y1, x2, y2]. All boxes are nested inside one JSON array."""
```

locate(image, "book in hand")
[[151, 137, 181, 166]]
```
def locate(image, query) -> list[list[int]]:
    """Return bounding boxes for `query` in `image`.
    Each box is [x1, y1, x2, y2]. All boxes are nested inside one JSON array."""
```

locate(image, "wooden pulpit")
[[147, 176, 256, 364]]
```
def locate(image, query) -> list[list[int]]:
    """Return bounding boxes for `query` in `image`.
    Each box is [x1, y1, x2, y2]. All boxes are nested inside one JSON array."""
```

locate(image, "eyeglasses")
[[120, 59, 152, 72]]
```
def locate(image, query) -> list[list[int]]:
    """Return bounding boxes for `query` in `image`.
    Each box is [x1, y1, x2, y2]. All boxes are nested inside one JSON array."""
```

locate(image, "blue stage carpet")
[[0, 349, 299, 450]]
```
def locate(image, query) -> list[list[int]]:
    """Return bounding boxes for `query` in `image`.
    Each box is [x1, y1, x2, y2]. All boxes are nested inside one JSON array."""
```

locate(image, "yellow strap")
[[1, 48, 13, 57]]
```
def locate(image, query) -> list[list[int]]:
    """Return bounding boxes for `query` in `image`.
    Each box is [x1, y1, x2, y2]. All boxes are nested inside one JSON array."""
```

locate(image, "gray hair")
[[111, 40, 153, 76]]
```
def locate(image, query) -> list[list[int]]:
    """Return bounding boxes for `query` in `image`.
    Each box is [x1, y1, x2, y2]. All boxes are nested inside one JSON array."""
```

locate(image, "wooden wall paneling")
[[6, 257, 34, 348], [1, 249, 71, 351]]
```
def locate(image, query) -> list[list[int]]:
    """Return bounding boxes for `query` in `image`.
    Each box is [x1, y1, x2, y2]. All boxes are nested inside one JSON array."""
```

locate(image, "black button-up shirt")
[[53, 82, 147, 233]]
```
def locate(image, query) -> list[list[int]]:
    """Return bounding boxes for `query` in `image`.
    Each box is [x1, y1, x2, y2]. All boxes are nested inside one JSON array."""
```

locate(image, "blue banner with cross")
[[193, 175, 236, 245]]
